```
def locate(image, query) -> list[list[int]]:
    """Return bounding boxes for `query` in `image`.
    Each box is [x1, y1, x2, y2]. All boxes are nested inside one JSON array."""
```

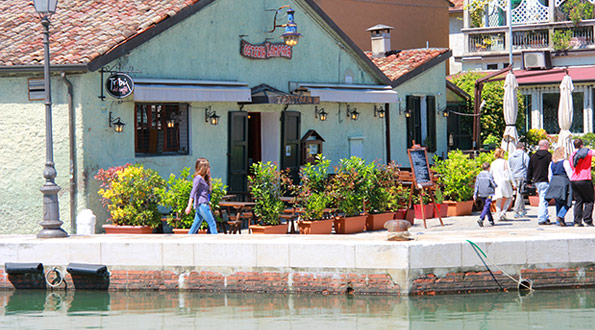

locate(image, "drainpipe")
[[61, 72, 76, 232], [384, 102, 391, 163]]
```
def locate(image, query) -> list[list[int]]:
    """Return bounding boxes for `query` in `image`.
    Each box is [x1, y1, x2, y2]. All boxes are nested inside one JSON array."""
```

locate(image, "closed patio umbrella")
[[501, 72, 519, 154], [558, 74, 574, 158]]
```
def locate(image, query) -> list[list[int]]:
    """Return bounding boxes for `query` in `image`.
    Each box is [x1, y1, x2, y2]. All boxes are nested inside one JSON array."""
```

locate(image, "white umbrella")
[[558, 74, 574, 158], [501, 72, 519, 154]]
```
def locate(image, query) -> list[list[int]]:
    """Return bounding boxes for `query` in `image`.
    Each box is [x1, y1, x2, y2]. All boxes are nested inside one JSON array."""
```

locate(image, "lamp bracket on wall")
[[266, 5, 302, 46], [98, 65, 141, 101], [346, 104, 359, 121], [108, 111, 125, 133], [314, 106, 328, 121], [374, 105, 385, 118], [205, 106, 220, 125]]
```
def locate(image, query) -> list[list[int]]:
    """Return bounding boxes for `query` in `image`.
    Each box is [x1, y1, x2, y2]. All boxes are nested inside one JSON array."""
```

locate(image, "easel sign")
[[407, 144, 444, 228]]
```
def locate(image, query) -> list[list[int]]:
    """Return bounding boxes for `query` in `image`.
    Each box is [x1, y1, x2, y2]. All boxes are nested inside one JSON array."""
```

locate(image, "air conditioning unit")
[[522, 50, 552, 70]]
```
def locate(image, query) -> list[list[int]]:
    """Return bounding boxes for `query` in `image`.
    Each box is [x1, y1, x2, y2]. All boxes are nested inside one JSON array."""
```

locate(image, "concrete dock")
[[2, 204, 595, 295]]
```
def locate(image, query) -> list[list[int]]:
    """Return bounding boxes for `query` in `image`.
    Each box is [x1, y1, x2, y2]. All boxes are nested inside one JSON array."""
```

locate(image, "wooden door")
[[228, 111, 249, 195], [406, 96, 422, 148], [281, 110, 301, 183]]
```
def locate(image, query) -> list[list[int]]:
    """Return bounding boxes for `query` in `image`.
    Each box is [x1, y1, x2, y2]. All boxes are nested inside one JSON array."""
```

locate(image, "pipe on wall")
[[61, 72, 76, 232], [385, 103, 391, 163]]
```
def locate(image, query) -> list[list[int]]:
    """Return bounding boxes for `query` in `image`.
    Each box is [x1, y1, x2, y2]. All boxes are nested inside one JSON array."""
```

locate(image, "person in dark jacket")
[[569, 138, 594, 226], [544, 147, 572, 226], [474, 162, 497, 227], [527, 140, 552, 225]]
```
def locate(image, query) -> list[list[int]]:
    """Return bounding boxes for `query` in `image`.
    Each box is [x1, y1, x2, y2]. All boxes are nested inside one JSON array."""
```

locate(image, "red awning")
[[514, 66, 595, 85]]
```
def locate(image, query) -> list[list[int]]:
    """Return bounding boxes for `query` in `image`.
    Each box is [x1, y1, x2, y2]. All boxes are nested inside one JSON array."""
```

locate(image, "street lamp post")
[[34, 0, 68, 238]]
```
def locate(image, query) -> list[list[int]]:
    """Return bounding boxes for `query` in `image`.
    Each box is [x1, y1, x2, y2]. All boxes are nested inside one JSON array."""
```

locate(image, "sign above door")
[[240, 40, 292, 60]]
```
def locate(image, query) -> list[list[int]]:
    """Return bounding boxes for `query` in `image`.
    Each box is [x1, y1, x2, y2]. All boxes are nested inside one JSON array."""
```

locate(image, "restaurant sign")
[[105, 73, 134, 99], [276, 95, 319, 104], [240, 40, 292, 60]]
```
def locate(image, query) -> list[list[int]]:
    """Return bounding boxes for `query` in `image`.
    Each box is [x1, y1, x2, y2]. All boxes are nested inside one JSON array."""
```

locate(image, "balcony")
[[463, 0, 595, 54]]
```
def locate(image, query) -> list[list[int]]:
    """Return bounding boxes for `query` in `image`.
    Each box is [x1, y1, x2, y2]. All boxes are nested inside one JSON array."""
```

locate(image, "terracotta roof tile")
[[0, 0, 199, 66], [367, 48, 450, 82]]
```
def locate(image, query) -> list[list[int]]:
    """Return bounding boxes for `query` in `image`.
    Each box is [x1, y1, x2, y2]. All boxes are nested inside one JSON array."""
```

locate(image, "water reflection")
[[1, 289, 595, 329]]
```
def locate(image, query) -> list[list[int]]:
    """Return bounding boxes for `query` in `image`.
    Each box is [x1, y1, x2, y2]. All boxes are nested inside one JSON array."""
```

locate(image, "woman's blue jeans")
[[188, 203, 218, 234]]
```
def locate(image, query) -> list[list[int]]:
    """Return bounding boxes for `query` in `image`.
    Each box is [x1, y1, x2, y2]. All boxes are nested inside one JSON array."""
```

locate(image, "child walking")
[[185, 158, 218, 234], [474, 162, 497, 227]]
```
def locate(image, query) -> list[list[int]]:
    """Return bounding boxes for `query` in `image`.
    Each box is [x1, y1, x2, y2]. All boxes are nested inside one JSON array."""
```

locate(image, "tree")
[[449, 72, 526, 143]]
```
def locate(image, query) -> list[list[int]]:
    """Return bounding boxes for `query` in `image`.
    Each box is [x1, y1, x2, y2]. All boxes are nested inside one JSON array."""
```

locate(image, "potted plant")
[[434, 187, 448, 218], [157, 168, 194, 234], [210, 178, 228, 233], [95, 163, 165, 234], [366, 161, 400, 231], [389, 185, 412, 223], [292, 155, 334, 235], [412, 192, 433, 220], [329, 157, 373, 234], [432, 151, 477, 216], [248, 162, 288, 234]]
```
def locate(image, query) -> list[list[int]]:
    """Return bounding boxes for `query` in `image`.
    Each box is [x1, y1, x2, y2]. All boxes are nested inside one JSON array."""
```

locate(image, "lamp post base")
[[37, 224, 69, 238]]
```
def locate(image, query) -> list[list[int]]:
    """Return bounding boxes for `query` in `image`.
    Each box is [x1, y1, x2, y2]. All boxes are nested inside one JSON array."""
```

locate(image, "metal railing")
[[512, 29, 550, 49]]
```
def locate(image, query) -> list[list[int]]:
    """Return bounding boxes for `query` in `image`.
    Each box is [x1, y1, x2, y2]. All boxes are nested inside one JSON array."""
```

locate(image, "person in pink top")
[[570, 138, 594, 227]]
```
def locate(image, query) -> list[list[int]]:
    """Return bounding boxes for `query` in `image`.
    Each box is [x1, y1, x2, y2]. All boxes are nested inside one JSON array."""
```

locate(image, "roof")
[[0, 0, 199, 66], [367, 48, 451, 87], [514, 66, 595, 85], [0, 0, 391, 84], [446, 79, 470, 99], [449, 0, 464, 12]]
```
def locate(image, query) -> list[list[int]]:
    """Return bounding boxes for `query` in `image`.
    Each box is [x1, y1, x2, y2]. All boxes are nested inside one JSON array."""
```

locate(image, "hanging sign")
[[105, 73, 134, 99], [240, 40, 292, 60]]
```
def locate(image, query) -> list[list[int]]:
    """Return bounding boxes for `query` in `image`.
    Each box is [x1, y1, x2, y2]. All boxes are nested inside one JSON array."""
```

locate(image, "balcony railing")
[[469, 33, 506, 52], [512, 30, 549, 50]]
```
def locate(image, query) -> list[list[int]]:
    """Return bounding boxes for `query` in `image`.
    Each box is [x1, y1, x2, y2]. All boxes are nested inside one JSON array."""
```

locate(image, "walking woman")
[[185, 158, 218, 234], [544, 147, 572, 226], [491, 148, 514, 221]]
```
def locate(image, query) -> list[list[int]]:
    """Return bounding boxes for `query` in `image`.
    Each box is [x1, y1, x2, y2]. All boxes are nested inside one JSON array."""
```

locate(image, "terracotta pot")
[[249, 224, 287, 234], [490, 199, 515, 212], [173, 228, 190, 234], [528, 195, 554, 206], [297, 219, 334, 235], [405, 209, 415, 225], [394, 209, 407, 220], [414, 204, 434, 220], [102, 224, 153, 234], [366, 212, 394, 231], [333, 215, 367, 234], [436, 203, 448, 218], [444, 200, 474, 216]]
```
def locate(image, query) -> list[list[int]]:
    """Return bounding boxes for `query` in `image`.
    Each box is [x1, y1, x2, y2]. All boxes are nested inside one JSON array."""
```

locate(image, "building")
[[453, 0, 595, 135]]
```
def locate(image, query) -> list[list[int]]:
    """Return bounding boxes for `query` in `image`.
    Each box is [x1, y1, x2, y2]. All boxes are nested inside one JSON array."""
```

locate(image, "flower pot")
[[528, 195, 554, 206], [102, 224, 153, 234], [435, 203, 448, 218], [414, 204, 434, 220], [160, 218, 174, 234], [444, 200, 474, 216], [394, 209, 407, 220], [173, 228, 190, 234], [333, 215, 367, 234], [366, 212, 394, 231], [297, 219, 334, 235], [249, 224, 287, 234]]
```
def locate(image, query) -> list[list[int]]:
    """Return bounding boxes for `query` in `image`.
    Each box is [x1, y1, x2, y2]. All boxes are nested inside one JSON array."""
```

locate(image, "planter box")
[[297, 219, 333, 235], [249, 224, 287, 234], [102, 224, 153, 234], [333, 215, 367, 234], [528, 195, 554, 206], [173, 228, 190, 234], [394, 209, 406, 220], [414, 204, 434, 220], [366, 212, 394, 231], [436, 203, 448, 218], [490, 199, 514, 212], [444, 200, 474, 217]]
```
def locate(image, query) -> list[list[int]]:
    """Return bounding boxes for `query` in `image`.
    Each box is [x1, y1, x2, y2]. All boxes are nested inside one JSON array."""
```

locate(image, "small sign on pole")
[[105, 73, 134, 99]]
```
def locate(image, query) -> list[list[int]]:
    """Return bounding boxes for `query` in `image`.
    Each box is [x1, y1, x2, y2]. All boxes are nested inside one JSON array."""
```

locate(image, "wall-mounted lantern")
[[346, 104, 359, 121], [268, 5, 302, 46], [314, 106, 327, 121], [205, 106, 219, 125], [374, 105, 385, 118], [442, 109, 450, 117], [108, 112, 125, 133]]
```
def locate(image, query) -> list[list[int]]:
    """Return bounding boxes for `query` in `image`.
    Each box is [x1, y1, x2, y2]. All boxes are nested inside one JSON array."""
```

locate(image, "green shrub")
[[249, 162, 287, 225], [368, 161, 401, 213], [432, 151, 479, 202], [157, 167, 194, 229], [96, 164, 165, 228], [210, 178, 227, 222], [293, 155, 331, 221], [329, 157, 374, 217]]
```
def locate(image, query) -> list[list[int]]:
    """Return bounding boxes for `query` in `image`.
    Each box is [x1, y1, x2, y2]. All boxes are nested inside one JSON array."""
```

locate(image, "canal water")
[[1, 288, 595, 329]]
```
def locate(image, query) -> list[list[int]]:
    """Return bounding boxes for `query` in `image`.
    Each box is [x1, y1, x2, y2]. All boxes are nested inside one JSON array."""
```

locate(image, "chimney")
[[367, 24, 394, 57]]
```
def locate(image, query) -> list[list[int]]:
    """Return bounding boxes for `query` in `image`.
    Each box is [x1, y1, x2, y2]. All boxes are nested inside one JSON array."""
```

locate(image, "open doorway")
[[247, 112, 262, 167]]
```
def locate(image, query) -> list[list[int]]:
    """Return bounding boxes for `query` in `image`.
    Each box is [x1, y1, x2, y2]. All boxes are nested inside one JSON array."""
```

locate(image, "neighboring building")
[[454, 0, 595, 135], [449, 0, 465, 74], [367, 27, 452, 157], [314, 0, 452, 51], [0, 0, 403, 234]]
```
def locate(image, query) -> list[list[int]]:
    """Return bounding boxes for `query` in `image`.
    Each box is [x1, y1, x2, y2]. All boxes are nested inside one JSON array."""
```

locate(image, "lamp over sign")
[[33, 0, 58, 16]]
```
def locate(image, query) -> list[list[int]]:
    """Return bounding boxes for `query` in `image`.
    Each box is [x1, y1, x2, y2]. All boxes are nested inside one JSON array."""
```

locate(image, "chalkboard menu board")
[[408, 147, 433, 187]]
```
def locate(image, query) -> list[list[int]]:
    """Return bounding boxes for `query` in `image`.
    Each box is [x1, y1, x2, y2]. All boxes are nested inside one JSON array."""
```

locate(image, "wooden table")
[[218, 201, 256, 234]]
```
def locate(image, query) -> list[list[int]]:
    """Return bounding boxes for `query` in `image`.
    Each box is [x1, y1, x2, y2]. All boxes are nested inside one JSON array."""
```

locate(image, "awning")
[[250, 84, 319, 104], [292, 83, 398, 103], [514, 66, 595, 86], [133, 78, 252, 102]]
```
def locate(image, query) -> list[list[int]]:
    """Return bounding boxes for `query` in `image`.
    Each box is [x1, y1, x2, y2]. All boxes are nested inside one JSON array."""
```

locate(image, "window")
[[426, 95, 437, 152], [542, 92, 583, 134], [523, 94, 532, 134], [487, 64, 498, 70], [406, 96, 422, 148], [28, 78, 44, 101], [135, 103, 189, 156]]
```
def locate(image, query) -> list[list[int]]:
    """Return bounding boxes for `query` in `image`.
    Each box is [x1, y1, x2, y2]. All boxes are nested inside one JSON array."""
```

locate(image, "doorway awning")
[[250, 84, 320, 104], [133, 78, 252, 102], [292, 82, 398, 103]]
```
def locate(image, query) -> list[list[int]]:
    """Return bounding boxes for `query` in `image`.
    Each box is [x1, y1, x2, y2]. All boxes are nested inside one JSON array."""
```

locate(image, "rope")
[[448, 110, 481, 117], [45, 267, 65, 289], [467, 240, 534, 292], [468, 240, 504, 291]]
